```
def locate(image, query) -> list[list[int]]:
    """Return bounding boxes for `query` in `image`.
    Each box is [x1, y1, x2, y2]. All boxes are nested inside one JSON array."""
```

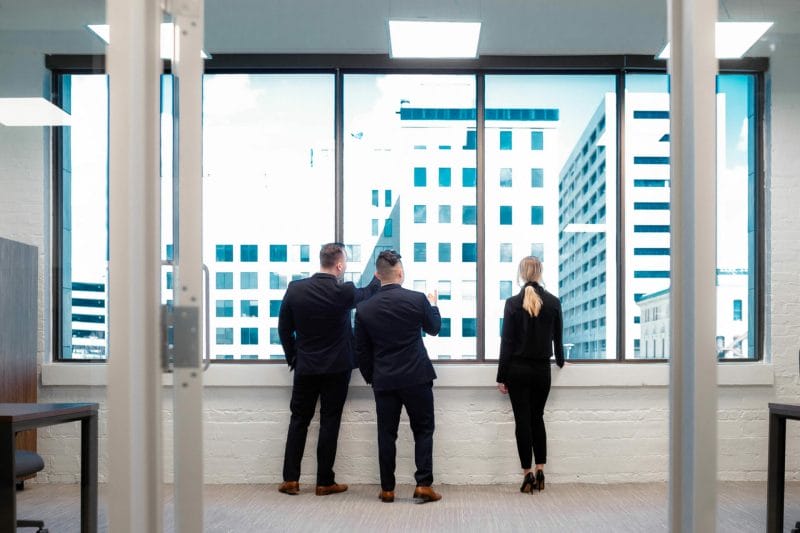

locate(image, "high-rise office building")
[[558, 95, 616, 359], [389, 106, 562, 358], [559, 91, 749, 358]]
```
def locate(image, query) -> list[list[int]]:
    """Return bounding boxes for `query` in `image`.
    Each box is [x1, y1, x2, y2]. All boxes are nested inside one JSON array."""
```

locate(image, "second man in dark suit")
[[277, 242, 380, 496], [354, 250, 442, 503]]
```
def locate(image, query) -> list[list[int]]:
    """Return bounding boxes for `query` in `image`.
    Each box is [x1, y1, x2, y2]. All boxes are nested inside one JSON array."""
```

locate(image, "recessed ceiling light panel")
[[0, 98, 71, 127], [389, 20, 481, 59], [658, 21, 773, 59], [88, 23, 209, 60]]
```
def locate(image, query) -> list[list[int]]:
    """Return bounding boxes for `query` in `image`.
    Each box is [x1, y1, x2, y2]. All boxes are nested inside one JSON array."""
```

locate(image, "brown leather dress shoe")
[[412, 486, 441, 503], [378, 490, 395, 503], [316, 483, 348, 496], [278, 481, 300, 495]]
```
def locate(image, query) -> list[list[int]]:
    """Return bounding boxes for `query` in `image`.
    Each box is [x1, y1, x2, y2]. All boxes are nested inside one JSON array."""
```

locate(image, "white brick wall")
[[766, 35, 800, 482], [33, 381, 778, 485], [4, 37, 800, 486]]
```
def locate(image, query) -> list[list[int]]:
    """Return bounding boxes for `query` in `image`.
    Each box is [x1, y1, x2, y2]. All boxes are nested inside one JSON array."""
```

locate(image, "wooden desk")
[[0, 403, 98, 533], [767, 402, 800, 532]]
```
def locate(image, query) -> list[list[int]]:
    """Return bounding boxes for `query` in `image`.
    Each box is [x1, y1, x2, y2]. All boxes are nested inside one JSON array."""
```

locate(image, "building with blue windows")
[[208, 240, 318, 359], [560, 92, 750, 358], [388, 104, 562, 358], [557, 96, 615, 359]]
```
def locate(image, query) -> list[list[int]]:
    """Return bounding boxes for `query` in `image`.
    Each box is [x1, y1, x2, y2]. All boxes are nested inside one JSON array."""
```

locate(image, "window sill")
[[41, 361, 774, 388]]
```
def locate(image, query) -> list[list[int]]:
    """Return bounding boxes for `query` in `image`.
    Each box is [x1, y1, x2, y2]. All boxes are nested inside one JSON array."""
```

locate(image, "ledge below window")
[[41, 362, 774, 388]]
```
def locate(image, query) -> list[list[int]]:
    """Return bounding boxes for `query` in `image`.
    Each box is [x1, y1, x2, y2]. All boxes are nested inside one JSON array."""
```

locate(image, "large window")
[[57, 74, 109, 359], [55, 61, 762, 363], [625, 73, 757, 360], [58, 73, 334, 361], [202, 74, 335, 360], [485, 75, 617, 360], [343, 74, 478, 360]]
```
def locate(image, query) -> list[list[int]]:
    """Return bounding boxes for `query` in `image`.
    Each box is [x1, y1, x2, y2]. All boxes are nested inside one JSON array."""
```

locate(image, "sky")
[[65, 71, 756, 357]]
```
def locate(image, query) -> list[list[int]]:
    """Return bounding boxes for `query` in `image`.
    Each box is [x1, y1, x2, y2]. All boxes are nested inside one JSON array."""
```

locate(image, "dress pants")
[[507, 361, 551, 468], [282, 370, 351, 486], [374, 381, 435, 491]]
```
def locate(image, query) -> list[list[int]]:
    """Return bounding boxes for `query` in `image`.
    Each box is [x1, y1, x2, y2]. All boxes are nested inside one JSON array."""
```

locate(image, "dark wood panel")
[[0, 237, 39, 451]]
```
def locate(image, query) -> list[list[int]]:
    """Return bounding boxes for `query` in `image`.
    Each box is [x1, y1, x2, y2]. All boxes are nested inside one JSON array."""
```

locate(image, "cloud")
[[737, 117, 748, 152]]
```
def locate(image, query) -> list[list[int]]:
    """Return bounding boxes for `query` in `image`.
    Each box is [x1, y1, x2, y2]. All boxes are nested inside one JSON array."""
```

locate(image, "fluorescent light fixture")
[[87, 24, 110, 44], [88, 23, 209, 59], [658, 21, 773, 59], [0, 98, 71, 126], [563, 223, 606, 233], [389, 20, 481, 58]]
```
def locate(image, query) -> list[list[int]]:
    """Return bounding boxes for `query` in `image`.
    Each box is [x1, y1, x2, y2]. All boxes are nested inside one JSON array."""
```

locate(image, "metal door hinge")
[[161, 304, 200, 371]]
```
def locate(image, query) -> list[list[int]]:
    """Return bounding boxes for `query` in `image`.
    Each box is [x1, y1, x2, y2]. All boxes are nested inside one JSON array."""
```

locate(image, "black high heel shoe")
[[519, 472, 535, 493], [535, 470, 545, 492]]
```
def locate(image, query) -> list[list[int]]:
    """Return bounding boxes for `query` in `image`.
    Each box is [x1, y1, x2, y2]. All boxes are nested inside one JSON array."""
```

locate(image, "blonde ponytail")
[[522, 285, 543, 317], [518, 255, 544, 317]]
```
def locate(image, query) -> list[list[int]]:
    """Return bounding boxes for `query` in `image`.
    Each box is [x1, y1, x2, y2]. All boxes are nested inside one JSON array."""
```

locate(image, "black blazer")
[[497, 282, 564, 383], [355, 284, 441, 391], [278, 273, 380, 375]]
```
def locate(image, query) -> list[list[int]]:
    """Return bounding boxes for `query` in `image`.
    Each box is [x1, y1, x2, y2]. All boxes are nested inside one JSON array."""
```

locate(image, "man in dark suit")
[[277, 242, 380, 496], [354, 250, 442, 503]]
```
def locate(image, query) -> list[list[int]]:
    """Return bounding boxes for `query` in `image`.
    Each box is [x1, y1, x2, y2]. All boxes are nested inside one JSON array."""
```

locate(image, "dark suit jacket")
[[354, 284, 441, 391], [278, 273, 380, 375], [497, 282, 564, 383]]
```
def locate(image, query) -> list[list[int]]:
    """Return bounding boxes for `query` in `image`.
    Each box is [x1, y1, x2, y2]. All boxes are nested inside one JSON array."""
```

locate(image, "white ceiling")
[[0, 0, 797, 57]]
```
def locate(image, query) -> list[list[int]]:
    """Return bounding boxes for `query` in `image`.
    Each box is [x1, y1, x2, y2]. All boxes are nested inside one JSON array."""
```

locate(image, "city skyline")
[[61, 73, 755, 361]]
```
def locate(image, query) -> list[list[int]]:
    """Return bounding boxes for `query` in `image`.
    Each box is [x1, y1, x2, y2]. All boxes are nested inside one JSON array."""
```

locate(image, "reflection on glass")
[[485, 75, 617, 360], [343, 74, 477, 359]]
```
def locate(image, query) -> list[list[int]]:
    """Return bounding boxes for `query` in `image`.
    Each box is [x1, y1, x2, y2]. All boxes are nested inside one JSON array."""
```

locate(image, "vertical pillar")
[[667, 0, 718, 531], [106, 0, 163, 531]]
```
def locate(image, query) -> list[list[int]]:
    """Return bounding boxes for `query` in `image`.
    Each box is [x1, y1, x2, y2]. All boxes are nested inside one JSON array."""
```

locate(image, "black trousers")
[[282, 370, 351, 485], [374, 381, 435, 491], [507, 362, 551, 468]]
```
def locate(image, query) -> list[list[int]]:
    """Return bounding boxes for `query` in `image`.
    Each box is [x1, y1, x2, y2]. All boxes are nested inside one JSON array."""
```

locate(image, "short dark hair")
[[320, 242, 346, 268], [375, 249, 402, 277]]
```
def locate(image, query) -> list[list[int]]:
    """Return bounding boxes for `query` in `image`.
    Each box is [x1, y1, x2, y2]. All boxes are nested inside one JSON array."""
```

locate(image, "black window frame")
[[48, 53, 768, 364]]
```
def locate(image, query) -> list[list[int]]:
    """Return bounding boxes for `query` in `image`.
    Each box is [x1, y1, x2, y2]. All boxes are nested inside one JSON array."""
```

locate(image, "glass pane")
[[343, 74, 477, 360], [203, 74, 335, 360], [61, 73, 175, 361], [161, 74, 175, 363], [60, 74, 110, 359], [625, 74, 670, 359], [715, 74, 756, 360], [624, 73, 757, 360], [12, 2, 109, 524], [485, 75, 617, 360]]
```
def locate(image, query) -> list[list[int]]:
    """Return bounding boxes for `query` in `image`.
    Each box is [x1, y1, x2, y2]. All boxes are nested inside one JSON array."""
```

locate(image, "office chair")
[[15, 450, 48, 532]]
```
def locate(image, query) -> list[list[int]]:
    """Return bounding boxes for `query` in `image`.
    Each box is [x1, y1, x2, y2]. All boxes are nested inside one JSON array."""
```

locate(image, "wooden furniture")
[[0, 403, 98, 533], [767, 402, 800, 532], [0, 237, 39, 455]]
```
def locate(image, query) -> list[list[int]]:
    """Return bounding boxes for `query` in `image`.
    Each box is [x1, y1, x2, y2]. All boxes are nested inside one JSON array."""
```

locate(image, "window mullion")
[[476, 73, 486, 362], [616, 71, 626, 361]]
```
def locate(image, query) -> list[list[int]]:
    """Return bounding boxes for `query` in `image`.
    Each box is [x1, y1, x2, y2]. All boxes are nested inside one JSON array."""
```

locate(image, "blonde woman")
[[497, 256, 564, 493]]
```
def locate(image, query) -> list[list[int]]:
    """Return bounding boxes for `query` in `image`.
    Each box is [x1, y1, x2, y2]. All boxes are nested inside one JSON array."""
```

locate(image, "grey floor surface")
[[14, 481, 800, 532]]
